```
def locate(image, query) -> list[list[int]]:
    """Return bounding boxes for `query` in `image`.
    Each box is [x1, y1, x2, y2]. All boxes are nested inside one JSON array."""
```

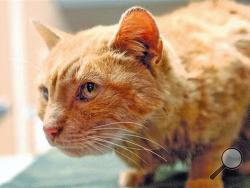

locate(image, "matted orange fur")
[[34, 1, 250, 188]]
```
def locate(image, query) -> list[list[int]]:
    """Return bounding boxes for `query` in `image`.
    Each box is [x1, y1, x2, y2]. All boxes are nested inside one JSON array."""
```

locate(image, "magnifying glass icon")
[[210, 148, 242, 180]]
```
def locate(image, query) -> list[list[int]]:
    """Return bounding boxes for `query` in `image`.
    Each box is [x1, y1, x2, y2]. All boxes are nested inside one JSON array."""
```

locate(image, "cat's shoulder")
[[158, 1, 250, 73]]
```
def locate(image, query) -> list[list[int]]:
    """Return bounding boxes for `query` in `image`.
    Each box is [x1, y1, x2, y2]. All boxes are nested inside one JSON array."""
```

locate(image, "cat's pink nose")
[[43, 127, 61, 140]]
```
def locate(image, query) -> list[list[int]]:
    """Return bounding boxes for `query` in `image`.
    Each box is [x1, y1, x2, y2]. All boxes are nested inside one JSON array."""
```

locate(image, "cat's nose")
[[43, 127, 61, 140]]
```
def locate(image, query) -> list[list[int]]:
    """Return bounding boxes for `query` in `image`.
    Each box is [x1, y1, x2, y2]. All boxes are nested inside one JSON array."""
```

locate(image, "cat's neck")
[[159, 39, 188, 105], [150, 40, 189, 124], [162, 39, 187, 79]]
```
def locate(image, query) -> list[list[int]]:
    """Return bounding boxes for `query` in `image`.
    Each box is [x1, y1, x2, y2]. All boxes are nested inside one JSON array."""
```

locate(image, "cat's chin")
[[60, 149, 85, 157], [59, 147, 109, 157]]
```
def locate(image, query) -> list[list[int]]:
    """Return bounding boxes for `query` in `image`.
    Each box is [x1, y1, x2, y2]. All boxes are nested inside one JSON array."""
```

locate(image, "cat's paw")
[[185, 178, 223, 188], [119, 169, 152, 188]]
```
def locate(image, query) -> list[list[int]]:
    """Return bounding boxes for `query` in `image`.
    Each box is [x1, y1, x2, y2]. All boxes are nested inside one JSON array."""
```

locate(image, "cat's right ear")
[[32, 21, 71, 50]]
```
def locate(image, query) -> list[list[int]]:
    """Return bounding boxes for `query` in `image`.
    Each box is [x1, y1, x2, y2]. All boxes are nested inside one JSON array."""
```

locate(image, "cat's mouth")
[[46, 132, 120, 157], [55, 140, 114, 157], [43, 121, 128, 157]]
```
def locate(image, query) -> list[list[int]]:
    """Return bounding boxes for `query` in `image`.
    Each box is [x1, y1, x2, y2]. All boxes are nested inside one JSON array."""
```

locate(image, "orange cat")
[[34, 1, 250, 188]]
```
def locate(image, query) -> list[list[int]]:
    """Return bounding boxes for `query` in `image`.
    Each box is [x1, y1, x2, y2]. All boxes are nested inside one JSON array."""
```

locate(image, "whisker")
[[89, 142, 106, 154], [98, 132, 169, 153], [84, 140, 102, 154], [58, 140, 98, 152], [89, 136, 149, 165], [57, 134, 146, 151], [92, 127, 137, 133], [95, 121, 147, 129], [61, 129, 97, 141], [56, 136, 91, 144], [93, 139, 141, 169], [90, 127, 168, 153], [93, 135, 168, 162]]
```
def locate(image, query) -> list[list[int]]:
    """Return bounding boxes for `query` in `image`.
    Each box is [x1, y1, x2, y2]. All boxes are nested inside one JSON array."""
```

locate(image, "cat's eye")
[[76, 82, 98, 101], [39, 86, 49, 101]]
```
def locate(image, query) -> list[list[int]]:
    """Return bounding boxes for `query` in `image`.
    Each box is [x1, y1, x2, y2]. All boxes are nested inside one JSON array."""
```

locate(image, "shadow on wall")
[[54, 0, 250, 33], [54, 0, 188, 32], [0, 102, 8, 121]]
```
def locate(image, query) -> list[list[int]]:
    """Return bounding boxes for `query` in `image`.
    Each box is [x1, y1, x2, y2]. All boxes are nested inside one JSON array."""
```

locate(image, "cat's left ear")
[[32, 21, 71, 50], [110, 7, 163, 67]]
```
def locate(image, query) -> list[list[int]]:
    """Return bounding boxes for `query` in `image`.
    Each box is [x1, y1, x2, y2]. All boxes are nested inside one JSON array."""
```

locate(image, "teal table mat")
[[1, 149, 250, 188]]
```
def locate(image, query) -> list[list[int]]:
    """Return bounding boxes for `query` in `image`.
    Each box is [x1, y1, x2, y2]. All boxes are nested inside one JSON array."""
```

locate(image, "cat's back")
[[158, 0, 250, 73], [158, 1, 250, 121]]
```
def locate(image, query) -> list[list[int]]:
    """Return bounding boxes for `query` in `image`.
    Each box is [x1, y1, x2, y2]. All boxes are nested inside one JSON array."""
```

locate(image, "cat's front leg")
[[186, 144, 227, 188], [119, 168, 155, 188]]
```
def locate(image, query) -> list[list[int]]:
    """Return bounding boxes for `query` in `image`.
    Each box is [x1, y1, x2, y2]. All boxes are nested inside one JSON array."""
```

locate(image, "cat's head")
[[34, 7, 166, 157]]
